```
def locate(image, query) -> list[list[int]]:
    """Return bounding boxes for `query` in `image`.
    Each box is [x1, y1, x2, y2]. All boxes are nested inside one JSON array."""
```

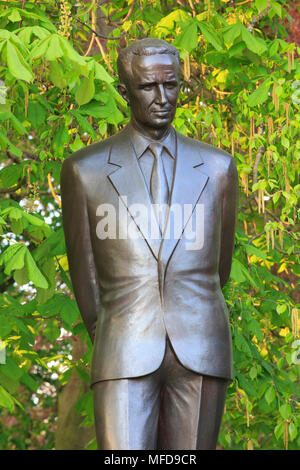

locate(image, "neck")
[[130, 118, 171, 141]]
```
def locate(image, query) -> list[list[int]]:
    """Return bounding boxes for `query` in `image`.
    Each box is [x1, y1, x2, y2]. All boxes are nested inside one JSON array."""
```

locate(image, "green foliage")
[[0, 0, 299, 450]]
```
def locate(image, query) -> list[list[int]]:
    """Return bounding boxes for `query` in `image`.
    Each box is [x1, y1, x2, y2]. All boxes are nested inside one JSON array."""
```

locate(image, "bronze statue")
[[60, 38, 238, 450]]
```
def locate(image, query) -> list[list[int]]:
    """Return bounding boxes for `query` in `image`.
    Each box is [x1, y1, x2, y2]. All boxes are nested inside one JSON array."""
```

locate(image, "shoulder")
[[176, 131, 236, 176], [61, 132, 119, 175]]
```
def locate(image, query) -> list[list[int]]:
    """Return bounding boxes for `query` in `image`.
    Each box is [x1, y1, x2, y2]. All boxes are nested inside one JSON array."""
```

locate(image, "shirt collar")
[[128, 123, 176, 160]]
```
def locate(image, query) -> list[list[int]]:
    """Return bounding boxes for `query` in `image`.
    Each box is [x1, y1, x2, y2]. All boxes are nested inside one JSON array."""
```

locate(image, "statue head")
[[117, 38, 181, 138]]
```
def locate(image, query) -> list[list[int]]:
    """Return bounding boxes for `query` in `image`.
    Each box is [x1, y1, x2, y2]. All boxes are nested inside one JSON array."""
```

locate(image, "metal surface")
[[60, 38, 238, 450], [92, 338, 228, 450]]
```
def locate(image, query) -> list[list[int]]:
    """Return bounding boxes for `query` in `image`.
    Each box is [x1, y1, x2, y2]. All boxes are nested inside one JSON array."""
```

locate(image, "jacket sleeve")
[[218, 156, 239, 289], [60, 157, 100, 343]]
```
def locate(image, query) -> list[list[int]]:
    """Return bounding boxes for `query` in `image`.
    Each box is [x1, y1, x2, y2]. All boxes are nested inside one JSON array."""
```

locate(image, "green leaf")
[[0, 112, 27, 135], [271, 1, 282, 18], [279, 403, 292, 420], [198, 22, 222, 51], [93, 62, 114, 84], [0, 384, 15, 412], [52, 124, 70, 158], [247, 80, 271, 107], [59, 296, 79, 327], [71, 110, 97, 140], [8, 8, 22, 23], [58, 36, 87, 68], [13, 266, 29, 286], [245, 244, 268, 260], [213, 109, 222, 128], [43, 319, 60, 342], [155, 9, 190, 33], [234, 328, 252, 356], [20, 372, 39, 392], [45, 34, 64, 61], [75, 71, 95, 106], [0, 370, 19, 394], [265, 385, 275, 404], [0, 164, 22, 187], [174, 22, 198, 53], [255, 0, 268, 13], [223, 23, 242, 47], [0, 243, 26, 275], [27, 101, 47, 128], [289, 422, 297, 441], [22, 212, 47, 228], [49, 60, 67, 89], [30, 36, 51, 59], [231, 258, 261, 289], [6, 41, 33, 83], [0, 315, 12, 337], [36, 258, 56, 304], [1, 356, 23, 381], [241, 27, 267, 55], [249, 366, 257, 380], [274, 421, 284, 440], [24, 249, 48, 288]]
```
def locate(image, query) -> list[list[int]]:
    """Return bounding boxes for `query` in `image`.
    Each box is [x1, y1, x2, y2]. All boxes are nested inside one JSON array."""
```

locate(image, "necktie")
[[149, 143, 169, 233]]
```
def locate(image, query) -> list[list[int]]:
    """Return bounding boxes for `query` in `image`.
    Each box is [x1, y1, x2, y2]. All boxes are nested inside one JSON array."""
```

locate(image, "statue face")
[[122, 54, 180, 131]]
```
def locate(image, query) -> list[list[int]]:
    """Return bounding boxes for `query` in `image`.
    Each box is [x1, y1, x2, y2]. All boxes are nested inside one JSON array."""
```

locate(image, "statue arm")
[[60, 158, 100, 343], [218, 156, 239, 289]]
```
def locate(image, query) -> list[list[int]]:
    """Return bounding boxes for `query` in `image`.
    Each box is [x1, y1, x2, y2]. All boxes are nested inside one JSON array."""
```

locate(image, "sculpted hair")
[[117, 38, 180, 84]]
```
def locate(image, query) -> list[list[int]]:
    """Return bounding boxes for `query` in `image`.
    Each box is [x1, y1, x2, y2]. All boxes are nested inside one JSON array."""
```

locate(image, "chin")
[[149, 118, 172, 129]]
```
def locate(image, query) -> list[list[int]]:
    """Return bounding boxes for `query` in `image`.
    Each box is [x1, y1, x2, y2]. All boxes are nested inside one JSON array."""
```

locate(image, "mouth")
[[152, 110, 171, 117]]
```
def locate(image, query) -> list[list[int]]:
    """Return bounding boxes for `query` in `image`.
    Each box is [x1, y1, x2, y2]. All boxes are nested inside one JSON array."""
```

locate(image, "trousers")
[[92, 337, 228, 450]]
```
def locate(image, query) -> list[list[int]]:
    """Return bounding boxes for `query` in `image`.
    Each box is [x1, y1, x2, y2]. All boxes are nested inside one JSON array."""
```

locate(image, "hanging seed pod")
[[246, 400, 250, 427], [253, 220, 258, 235], [231, 134, 235, 155], [24, 89, 28, 118], [291, 50, 295, 70], [243, 220, 248, 235], [291, 308, 299, 338], [257, 188, 261, 214], [247, 440, 254, 450], [183, 54, 190, 81], [268, 116, 273, 141], [266, 150, 271, 177], [224, 119, 229, 141], [283, 102, 289, 128], [258, 187, 265, 214], [272, 84, 279, 112], [266, 230, 270, 252], [283, 162, 290, 193], [279, 228, 283, 249], [287, 50, 291, 73], [284, 421, 288, 450], [271, 229, 275, 249]]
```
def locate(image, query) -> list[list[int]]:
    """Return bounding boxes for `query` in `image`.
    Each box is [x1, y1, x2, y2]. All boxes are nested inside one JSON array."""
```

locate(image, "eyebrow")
[[138, 79, 178, 87]]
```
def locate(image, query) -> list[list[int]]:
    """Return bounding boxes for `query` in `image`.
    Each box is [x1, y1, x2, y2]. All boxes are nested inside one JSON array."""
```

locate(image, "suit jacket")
[[60, 125, 238, 384]]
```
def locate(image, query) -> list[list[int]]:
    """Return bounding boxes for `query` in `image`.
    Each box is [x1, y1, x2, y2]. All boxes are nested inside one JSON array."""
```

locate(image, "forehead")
[[131, 54, 179, 81]]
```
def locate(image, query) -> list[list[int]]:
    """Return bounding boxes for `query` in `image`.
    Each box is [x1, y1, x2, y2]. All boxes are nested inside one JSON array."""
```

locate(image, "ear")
[[117, 83, 130, 106]]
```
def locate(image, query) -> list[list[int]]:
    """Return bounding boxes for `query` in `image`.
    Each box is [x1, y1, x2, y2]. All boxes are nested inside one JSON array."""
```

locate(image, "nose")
[[155, 84, 168, 106]]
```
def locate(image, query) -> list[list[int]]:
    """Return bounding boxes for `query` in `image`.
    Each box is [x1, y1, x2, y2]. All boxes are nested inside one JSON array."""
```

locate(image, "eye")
[[165, 83, 177, 90], [142, 85, 154, 91]]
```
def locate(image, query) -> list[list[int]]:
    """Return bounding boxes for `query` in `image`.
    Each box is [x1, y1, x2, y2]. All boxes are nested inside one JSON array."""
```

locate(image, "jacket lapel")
[[160, 131, 209, 269], [107, 126, 161, 259]]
